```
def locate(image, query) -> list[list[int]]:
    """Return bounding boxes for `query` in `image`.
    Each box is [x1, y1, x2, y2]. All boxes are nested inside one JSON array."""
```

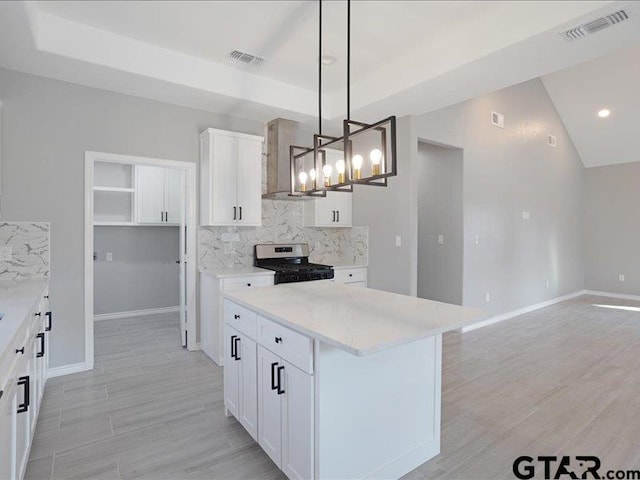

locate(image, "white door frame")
[[84, 151, 198, 370]]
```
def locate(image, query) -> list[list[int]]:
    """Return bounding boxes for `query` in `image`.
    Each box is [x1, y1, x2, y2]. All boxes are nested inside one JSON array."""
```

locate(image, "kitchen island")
[[223, 281, 482, 480]]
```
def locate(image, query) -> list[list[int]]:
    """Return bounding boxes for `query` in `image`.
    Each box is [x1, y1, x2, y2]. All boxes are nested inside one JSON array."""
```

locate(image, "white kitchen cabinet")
[[0, 284, 50, 480], [224, 325, 258, 440], [257, 345, 314, 480], [200, 271, 274, 366], [303, 191, 352, 227], [200, 128, 263, 227], [136, 165, 183, 224], [333, 266, 368, 287]]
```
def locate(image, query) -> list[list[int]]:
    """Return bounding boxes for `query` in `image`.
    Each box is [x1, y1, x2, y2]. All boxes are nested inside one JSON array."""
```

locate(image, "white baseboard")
[[94, 306, 180, 321], [48, 361, 91, 379], [461, 290, 587, 333], [584, 290, 640, 302]]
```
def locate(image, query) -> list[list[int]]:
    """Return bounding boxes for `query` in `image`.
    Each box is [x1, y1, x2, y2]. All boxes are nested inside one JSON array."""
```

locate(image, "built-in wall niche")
[[93, 161, 135, 225]]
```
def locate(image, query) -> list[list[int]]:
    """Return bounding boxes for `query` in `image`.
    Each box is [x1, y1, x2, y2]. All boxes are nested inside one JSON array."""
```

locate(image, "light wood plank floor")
[[25, 295, 640, 479]]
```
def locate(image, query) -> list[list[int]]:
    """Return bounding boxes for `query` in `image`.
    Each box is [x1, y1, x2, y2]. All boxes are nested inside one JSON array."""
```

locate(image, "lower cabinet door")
[[238, 335, 258, 441], [281, 359, 314, 480], [15, 371, 31, 479], [0, 382, 17, 480], [257, 346, 283, 467], [223, 325, 241, 418]]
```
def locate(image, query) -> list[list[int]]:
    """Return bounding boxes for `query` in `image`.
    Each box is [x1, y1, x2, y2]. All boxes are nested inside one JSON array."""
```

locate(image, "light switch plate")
[[0, 246, 12, 261], [106, 252, 113, 262], [485, 292, 491, 303], [437, 235, 445, 245], [395, 236, 402, 247], [522, 211, 530, 220], [619, 274, 625, 282]]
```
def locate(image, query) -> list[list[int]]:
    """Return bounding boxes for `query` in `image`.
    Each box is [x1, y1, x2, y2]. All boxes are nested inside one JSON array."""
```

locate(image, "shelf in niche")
[[93, 186, 135, 193]]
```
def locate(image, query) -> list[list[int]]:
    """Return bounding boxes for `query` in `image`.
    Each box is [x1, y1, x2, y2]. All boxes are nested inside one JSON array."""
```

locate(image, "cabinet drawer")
[[257, 316, 313, 374], [224, 300, 258, 340], [223, 275, 274, 291], [334, 268, 367, 284]]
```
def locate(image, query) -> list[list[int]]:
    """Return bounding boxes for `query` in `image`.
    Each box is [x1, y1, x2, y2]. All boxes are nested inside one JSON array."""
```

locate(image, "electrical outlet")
[[619, 274, 625, 282], [522, 211, 530, 220], [437, 234, 445, 245], [221, 233, 235, 242], [0, 246, 12, 261], [474, 234, 479, 245], [485, 292, 491, 303], [105, 252, 113, 262], [395, 236, 402, 247]]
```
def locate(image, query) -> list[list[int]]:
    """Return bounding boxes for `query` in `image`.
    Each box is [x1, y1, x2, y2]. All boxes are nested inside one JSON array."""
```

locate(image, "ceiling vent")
[[228, 50, 264, 66], [561, 8, 633, 41], [548, 135, 557, 148]]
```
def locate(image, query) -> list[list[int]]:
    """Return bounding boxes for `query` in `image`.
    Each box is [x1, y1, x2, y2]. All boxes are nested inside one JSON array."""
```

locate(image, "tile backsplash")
[[0, 222, 50, 279], [199, 200, 367, 270]]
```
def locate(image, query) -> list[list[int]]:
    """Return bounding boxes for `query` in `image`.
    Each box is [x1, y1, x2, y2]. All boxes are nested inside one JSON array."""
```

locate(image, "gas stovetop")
[[254, 244, 334, 285]]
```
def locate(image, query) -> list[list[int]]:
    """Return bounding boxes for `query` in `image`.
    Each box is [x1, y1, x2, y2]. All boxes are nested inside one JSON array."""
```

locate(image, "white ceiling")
[[542, 44, 640, 168], [0, 0, 639, 142]]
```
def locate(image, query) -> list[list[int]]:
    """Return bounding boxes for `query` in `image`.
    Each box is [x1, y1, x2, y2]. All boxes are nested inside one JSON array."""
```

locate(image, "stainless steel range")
[[254, 243, 334, 284]]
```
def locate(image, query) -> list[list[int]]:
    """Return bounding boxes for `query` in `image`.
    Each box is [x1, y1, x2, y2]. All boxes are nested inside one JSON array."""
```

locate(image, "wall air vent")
[[561, 9, 633, 41], [228, 50, 265, 66]]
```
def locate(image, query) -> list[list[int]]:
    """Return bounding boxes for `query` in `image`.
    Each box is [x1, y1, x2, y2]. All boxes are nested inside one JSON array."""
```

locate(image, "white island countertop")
[[0, 277, 49, 365], [224, 281, 484, 356], [199, 266, 275, 279]]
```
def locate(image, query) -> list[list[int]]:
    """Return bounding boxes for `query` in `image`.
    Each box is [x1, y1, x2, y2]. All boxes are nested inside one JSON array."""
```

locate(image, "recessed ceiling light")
[[598, 109, 610, 118], [320, 55, 337, 66]]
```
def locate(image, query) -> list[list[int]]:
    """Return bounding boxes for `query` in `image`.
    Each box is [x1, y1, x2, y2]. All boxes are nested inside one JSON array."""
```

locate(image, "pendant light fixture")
[[290, 0, 397, 196]]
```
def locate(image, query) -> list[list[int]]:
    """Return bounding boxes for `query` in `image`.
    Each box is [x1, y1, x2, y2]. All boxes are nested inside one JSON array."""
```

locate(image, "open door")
[[176, 169, 188, 347]]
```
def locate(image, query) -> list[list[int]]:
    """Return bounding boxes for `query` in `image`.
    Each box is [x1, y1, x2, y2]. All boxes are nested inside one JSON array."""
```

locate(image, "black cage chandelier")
[[290, 0, 397, 197]]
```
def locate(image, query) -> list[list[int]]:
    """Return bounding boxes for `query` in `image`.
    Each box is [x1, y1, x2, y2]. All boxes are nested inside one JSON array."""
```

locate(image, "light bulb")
[[352, 154, 363, 180], [322, 164, 333, 187], [370, 148, 383, 175], [298, 171, 308, 192], [309, 168, 316, 181], [336, 159, 346, 184]]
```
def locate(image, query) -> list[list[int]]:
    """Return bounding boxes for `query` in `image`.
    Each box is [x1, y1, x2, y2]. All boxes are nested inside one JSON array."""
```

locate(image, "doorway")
[[417, 141, 464, 305], [84, 152, 197, 371]]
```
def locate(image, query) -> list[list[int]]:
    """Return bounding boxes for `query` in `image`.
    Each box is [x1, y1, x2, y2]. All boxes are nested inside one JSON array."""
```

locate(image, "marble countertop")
[[331, 264, 368, 270], [199, 266, 275, 279], [0, 277, 49, 365], [224, 282, 484, 356]]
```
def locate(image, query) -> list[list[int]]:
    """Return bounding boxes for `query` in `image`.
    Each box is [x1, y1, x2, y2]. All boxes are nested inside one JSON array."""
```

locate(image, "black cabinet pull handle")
[[271, 362, 279, 390], [233, 206, 237, 220], [349, 273, 353, 277], [234, 314, 240, 320], [34, 312, 41, 317], [247, 283, 251, 287], [233, 337, 241, 361], [276, 366, 285, 395], [16, 347, 24, 355], [161, 211, 163, 222], [275, 337, 282, 344], [44, 295, 49, 299], [332, 210, 335, 222], [37, 333, 45, 358], [230, 335, 237, 359], [45, 311, 52, 331], [0, 390, 3, 401], [239, 206, 242, 220], [17, 376, 29, 413], [337, 210, 340, 223]]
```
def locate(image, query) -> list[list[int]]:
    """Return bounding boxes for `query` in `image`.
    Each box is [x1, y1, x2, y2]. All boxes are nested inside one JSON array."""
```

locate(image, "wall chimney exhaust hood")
[[263, 118, 309, 199]]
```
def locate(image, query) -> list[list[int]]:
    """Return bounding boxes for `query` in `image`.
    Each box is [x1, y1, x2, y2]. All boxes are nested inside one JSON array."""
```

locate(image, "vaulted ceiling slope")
[[0, 1, 639, 131], [542, 44, 640, 168]]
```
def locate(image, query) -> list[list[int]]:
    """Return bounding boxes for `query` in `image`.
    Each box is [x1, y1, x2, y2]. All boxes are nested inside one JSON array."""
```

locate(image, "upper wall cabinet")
[[200, 128, 263, 227], [136, 165, 183, 225], [303, 191, 352, 228]]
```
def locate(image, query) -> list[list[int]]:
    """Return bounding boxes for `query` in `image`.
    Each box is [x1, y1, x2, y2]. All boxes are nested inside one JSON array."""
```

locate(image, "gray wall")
[[94, 226, 180, 315], [352, 115, 418, 295], [417, 143, 463, 305], [0, 67, 263, 368], [584, 162, 640, 296], [414, 79, 585, 316]]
